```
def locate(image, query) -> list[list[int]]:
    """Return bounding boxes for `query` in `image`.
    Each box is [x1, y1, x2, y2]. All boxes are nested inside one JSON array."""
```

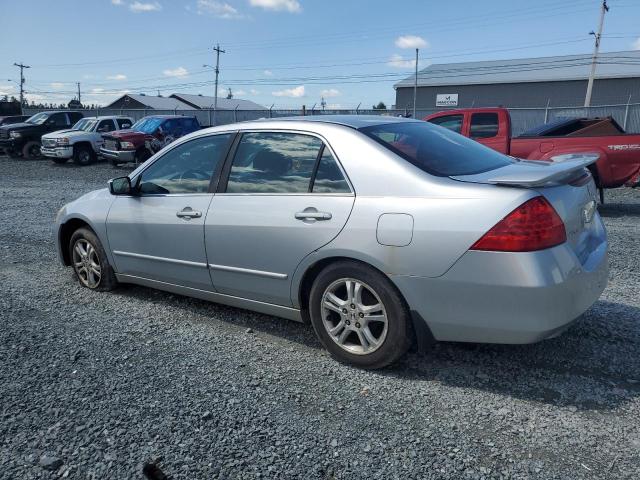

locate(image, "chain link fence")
[[22, 103, 640, 136]]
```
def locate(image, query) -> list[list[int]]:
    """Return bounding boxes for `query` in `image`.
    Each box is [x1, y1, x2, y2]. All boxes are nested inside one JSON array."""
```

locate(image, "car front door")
[[106, 133, 234, 290], [46, 113, 70, 133], [205, 131, 355, 306]]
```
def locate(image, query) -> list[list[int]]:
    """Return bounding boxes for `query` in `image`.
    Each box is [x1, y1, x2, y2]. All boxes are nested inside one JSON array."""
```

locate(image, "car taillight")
[[470, 196, 566, 252]]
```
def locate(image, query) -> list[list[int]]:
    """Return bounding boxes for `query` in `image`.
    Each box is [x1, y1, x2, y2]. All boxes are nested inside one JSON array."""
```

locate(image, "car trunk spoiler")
[[451, 153, 599, 188]]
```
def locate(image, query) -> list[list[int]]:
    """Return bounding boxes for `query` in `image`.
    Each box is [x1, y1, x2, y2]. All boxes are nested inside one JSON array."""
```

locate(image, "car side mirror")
[[108, 176, 132, 195]]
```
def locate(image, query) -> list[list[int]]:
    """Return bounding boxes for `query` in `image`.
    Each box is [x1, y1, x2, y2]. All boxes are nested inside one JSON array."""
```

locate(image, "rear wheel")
[[69, 228, 117, 291], [73, 145, 96, 166], [22, 141, 42, 159], [309, 261, 413, 369]]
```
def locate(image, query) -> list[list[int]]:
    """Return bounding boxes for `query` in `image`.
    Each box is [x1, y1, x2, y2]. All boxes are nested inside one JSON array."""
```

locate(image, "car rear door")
[[469, 112, 509, 154], [204, 130, 355, 306], [106, 133, 234, 290]]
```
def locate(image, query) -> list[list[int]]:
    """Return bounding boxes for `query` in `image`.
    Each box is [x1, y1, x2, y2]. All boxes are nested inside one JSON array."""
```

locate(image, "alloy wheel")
[[321, 278, 388, 355], [72, 239, 102, 288]]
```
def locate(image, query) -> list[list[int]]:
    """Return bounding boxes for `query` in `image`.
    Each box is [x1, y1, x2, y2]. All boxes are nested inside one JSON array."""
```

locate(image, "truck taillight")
[[470, 196, 566, 252]]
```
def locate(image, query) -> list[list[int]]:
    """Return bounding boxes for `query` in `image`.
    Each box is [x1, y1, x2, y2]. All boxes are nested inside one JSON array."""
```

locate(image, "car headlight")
[[120, 141, 135, 150], [9, 131, 21, 138], [56, 138, 69, 146]]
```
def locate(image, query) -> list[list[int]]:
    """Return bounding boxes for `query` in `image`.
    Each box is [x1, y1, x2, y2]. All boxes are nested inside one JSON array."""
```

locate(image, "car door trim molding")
[[113, 250, 208, 268], [115, 273, 302, 322], [208, 263, 288, 280]]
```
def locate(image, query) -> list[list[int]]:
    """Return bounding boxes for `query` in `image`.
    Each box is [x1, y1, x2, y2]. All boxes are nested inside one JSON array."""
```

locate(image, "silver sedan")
[[55, 116, 608, 369]]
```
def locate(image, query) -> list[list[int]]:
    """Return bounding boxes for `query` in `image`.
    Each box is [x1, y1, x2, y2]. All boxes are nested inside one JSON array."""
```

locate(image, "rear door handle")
[[295, 211, 332, 221], [176, 207, 202, 219]]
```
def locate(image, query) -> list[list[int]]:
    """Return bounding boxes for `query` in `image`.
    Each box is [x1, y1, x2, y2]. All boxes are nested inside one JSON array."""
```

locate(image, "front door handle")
[[176, 207, 202, 219], [295, 209, 332, 221]]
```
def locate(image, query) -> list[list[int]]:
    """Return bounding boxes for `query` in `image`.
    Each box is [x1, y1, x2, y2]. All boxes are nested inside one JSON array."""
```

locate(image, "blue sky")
[[1, 0, 639, 108]]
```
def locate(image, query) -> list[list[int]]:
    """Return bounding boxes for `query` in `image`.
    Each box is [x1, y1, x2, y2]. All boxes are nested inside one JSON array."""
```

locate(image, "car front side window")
[[138, 134, 233, 195], [226, 132, 323, 194]]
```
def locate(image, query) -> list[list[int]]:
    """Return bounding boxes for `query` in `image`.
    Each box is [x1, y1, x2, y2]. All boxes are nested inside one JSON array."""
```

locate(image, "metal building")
[[394, 50, 640, 110]]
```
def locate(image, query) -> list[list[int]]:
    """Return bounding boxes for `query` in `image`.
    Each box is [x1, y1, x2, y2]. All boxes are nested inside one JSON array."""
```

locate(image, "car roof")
[[255, 114, 421, 129]]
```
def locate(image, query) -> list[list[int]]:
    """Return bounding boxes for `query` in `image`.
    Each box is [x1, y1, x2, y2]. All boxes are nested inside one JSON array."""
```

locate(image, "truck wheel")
[[22, 141, 42, 160], [51, 158, 68, 164], [135, 148, 151, 165], [111, 158, 122, 168], [73, 145, 96, 166]]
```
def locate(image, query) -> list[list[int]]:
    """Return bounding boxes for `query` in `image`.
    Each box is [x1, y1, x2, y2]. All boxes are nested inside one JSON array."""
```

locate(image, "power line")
[[585, 0, 609, 106]]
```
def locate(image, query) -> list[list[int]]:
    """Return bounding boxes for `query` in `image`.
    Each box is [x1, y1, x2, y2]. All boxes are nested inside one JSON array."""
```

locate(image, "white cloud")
[[91, 88, 105, 93], [106, 74, 127, 80], [387, 54, 416, 68], [234, 89, 247, 96], [82, 74, 95, 80], [272, 85, 305, 97], [632, 38, 640, 50], [320, 88, 340, 98], [129, 1, 162, 12], [0, 84, 16, 97], [111, 0, 124, 4], [196, 0, 243, 18], [263, 69, 273, 76], [163, 67, 189, 77], [51, 82, 65, 89], [250, 0, 300, 13], [395, 35, 428, 49], [249, 89, 260, 95]]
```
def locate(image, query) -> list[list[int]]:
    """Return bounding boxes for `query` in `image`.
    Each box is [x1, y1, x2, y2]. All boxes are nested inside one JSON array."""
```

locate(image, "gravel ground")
[[1, 156, 639, 480]]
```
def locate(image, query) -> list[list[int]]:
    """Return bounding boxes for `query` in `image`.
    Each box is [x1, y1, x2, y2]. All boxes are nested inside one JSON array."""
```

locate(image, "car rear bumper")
[[391, 237, 608, 344], [100, 148, 135, 162], [42, 146, 73, 159]]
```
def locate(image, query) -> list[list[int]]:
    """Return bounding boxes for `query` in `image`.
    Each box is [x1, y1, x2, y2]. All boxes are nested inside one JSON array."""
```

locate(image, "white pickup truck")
[[42, 116, 134, 166]]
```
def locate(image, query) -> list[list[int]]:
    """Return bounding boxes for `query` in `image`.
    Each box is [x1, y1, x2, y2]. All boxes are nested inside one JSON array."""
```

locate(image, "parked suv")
[[0, 115, 30, 154], [100, 115, 200, 167], [42, 116, 134, 166], [0, 111, 84, 159]]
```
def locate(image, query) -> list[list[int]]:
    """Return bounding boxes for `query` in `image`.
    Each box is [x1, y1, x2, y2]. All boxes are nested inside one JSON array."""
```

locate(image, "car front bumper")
[[391, 237, 608, 344], [42, 146, 73, 159], [100, 148, 135, 162], [0, 138, 21, 151]]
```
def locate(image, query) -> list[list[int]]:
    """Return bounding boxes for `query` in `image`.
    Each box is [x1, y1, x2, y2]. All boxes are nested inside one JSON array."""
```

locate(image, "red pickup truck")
[[425, 107, 640, 201]]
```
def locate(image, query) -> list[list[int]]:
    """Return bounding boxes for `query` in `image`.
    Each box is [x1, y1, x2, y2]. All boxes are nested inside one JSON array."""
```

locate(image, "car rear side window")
[[138, 134, 233, 195], [312, 148, 351, 194], [117, 118, 132, 129], [97, 120, 116, 133], [427, 114, 463, 134], [226, 132, 322, 194], [360, 121, 512, 177], [470, 113, 499, 139]]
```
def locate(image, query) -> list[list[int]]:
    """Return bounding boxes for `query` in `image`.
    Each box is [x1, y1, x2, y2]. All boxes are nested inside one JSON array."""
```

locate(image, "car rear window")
[[359, 121, 512, 177]]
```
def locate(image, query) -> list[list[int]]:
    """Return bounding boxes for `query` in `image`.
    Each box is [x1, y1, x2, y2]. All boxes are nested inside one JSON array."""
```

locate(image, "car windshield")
[[72, 119, 97, 131], [25, 112, 50, 125], [359, 121, 513, 177], [131, 117, 164, 134]]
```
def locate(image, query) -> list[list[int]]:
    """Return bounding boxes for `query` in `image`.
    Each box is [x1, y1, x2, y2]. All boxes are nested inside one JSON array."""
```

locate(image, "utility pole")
[[13, 62, 30, 114], [584, 0, 608, 107], [413, 48, 418, 118], [213, 43, 225, 125], [77, 82, 81, 106]]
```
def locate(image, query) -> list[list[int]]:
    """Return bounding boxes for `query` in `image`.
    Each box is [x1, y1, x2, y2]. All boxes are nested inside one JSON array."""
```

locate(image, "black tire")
[[110, 158, 122, 168], [135, 148, 151, 164], [51, 157, 68, 164], [69, 227, 117, 291], [73, 145, 96, 166], [22, 141, 42, 160], [309, 260, 413, 369]]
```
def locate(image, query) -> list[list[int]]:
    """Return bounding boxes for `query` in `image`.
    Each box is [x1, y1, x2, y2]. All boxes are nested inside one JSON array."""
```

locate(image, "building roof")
[[106, 94, 196, 110], [394, 50, 640, 88], [170, 93, 267, 110]]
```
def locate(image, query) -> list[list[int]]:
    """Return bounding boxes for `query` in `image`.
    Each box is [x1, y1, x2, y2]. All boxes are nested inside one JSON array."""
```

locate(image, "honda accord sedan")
[[55, 116, 608, 369]]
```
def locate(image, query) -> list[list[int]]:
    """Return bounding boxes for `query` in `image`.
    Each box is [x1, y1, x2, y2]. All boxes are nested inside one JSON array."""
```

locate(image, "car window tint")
[[226, 132, 322, 194], [139, 134, 232, 195], [50, 113, 68, 127], [470, 113, 499, 139], [360, 121, 512, 177], [428, 114, 463, 134], [312, 148, 350, 193], [97, 120, 116, 132], [117, 118, 132, 129]]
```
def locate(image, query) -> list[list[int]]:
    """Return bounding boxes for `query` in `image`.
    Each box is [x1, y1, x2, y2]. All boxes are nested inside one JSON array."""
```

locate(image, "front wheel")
[[22, 141, 42, 160], [309, 261, 413, 369], [73, 145, 96, 166], [69, 228, 117, 291]]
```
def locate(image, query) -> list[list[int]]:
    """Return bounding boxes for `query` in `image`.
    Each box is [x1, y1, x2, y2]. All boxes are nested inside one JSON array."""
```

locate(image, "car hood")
[[43, 129, 91, 139], [0, 122, 37, 132], [105, 129, 147, 140]]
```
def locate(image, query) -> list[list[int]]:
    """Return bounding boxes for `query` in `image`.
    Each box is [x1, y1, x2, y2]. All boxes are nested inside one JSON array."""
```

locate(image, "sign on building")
[[436, 94, 459, 107]]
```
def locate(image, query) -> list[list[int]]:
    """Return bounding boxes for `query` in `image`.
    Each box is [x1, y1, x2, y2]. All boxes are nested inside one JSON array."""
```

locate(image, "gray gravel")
[[1, 156, 639, 479]]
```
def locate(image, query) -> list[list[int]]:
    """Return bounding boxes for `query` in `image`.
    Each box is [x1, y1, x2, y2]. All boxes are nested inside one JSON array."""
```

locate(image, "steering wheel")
[[177, 169, 209, 183]]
